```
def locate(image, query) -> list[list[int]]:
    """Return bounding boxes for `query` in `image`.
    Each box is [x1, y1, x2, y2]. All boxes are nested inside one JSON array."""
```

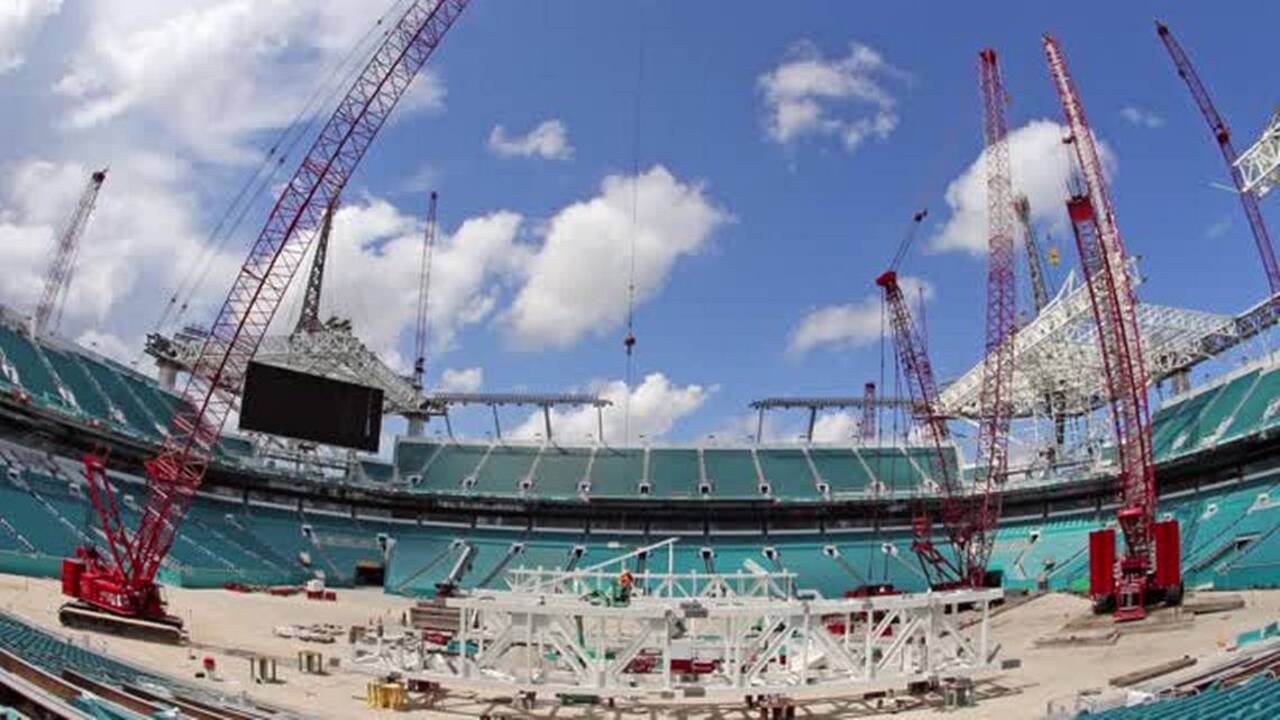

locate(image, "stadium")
[[4, 2, 1280, 719]]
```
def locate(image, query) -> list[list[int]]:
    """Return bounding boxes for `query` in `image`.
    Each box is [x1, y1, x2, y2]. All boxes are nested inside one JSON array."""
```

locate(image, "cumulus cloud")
[[0, 0, 62, 74], [53, 1, 446, 162], [929, 119, 1117, 255], [274, 197, 531, 365], [510, 372, 711, 443], [1120, 106, 1164, 129], [1206, 216, 1232, 240], [488, 119, 573, 160], [788, 276, 933, 356], [712, 409, 860, 444], [438, 366, 483, 393], [0, 156, 238, 337], [506, 165, 730, 349], [757, 40, 906, 153]]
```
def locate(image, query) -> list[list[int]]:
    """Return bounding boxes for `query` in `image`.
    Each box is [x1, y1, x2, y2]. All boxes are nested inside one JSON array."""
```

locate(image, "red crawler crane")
[[969, 48, 1018, 588], [1157, 21, 1280, 295], [1043, 34, 1181, 621], [883, 50, 1019, 590], [59, 0, 471, 642]]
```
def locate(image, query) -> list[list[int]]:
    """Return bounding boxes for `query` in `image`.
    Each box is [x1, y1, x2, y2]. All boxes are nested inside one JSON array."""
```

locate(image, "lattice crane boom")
[[413, 191, 439, 391], [294, 197, 339, 335], [62, 0, 472, 637], [1157, 22, 1280, 295], [35, 170, 107, 335], [876, 210, 967, 584], [860, 382, 876, 441], [1044, 33, 1178, 621], [1015, 195, 1051, 312], [969, 48, 1018, 587]]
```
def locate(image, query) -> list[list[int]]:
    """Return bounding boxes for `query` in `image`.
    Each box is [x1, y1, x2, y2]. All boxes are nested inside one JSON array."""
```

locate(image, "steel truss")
[[366, 586, 1002, 704], [1237, 110, 1280, 198], [939, 269, 1235, 418]]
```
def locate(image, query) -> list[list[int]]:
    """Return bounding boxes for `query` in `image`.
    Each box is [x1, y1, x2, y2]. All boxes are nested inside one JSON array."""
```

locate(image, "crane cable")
[[621, 12, 646, 446], [151, 0, 413, 339]]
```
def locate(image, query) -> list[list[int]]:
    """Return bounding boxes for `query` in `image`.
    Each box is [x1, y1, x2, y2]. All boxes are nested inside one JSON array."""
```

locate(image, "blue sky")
[[1, 1, 1277, 447]]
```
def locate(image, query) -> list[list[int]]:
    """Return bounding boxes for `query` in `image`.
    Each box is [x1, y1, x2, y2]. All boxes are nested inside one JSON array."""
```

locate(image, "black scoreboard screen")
[[239, 362, 383, 452]]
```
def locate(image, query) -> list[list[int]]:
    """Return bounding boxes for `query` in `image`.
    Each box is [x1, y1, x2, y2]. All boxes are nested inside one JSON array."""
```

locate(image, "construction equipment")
[[876, 210, 967, 585], [59, 0, 471, 642], [34, 169, 107, 335], [1015, 194, 1052, 313], [412, 191, 439, 391], [1156, 21, 1280, 295], [967, 48, 1018, 589], [293, 198, 339, 335], [1043, 33, 1181, 621]]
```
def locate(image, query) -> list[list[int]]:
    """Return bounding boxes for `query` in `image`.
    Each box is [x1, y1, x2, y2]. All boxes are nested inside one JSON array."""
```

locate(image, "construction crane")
[[1014, 194, 1052, 313], [968, 48, 1018, 589], [860, 382, 877, 441], [34, 169, 107, 336], [412, 191, 439, 391], [59, 0, 471, 642], [1044, 33, 1181, 621], [293, 197, 339, 335], [1157, 22, 1280, 296], [875, 210, 968, 585]]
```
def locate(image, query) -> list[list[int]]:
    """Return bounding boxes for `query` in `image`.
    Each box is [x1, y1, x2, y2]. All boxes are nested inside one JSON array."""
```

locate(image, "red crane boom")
[[1043, 33, 1180, 621], [35, 170, 107, 335], [61, 0, 471, 640], [1156, 21, 1280, 295], [969, 48, 1018, 588]]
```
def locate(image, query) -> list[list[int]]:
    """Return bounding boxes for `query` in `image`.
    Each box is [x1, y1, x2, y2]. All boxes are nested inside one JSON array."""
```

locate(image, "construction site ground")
[[1, 573, 1278, 719]]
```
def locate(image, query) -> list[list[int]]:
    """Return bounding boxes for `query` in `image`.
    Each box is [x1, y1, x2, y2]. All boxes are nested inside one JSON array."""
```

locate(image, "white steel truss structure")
[[357, 586, 1003, 704], [939, 269, 1238, 418], [1237, 109, 1280, 198]]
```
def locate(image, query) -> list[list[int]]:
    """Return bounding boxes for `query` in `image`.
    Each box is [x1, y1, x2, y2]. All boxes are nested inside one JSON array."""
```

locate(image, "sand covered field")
[[1, 574, 1277, 719]]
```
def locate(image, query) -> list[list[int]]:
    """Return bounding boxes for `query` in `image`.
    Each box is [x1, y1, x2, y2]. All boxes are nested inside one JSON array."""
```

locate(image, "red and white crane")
[[883, 50, 1019, 589], [1043, 33, 1181, 621], [968, 48, 1018, 588], [1156, 21, 1280, 296], [60, 0, 471, 641], [34, 169, 107, 336]]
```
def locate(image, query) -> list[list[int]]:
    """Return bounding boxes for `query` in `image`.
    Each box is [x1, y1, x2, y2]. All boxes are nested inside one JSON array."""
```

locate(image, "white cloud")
[[506, 165, 730, 349], [75, 329, 135, 366], [438, 366, 483, 393], [929, 119, 1118, 255], [274, 197, 531, 365], [510, 372, 711, 443], [1120, 106, 1164, 129], [53, 1, 446, 162], [0, 155, 238, 336], [757, 40, 905, 153], [788, 276, 934, 356], [1206, 216, 1232, 240], [812, 411, 858, 443], [0, 0, 62, 74], [488, 119, 573, 160]]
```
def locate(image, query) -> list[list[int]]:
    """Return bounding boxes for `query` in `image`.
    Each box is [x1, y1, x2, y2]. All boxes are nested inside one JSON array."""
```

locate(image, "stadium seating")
[[757, 449, 821, 499], [810, 448, 874, 494], [530, 446, 591, 497], [588, 448, 644, 496], [1080, 674, 1280, 719], [647, 449, 700, 498], [471, 445, 538, 496], [702, 448, 763, 498], [0, 325, 68, 409]]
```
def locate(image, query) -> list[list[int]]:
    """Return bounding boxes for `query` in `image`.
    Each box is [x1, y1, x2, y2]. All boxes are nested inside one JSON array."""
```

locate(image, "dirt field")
[[1, 574, 1276, 719]]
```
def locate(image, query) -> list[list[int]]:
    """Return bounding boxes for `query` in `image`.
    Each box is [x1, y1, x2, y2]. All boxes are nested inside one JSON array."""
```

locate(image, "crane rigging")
[[1157, 21, 1280, 296], [1043, 33, 1181, 621], [60, 0, 472, 642], [34, 170, 107, 336]]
